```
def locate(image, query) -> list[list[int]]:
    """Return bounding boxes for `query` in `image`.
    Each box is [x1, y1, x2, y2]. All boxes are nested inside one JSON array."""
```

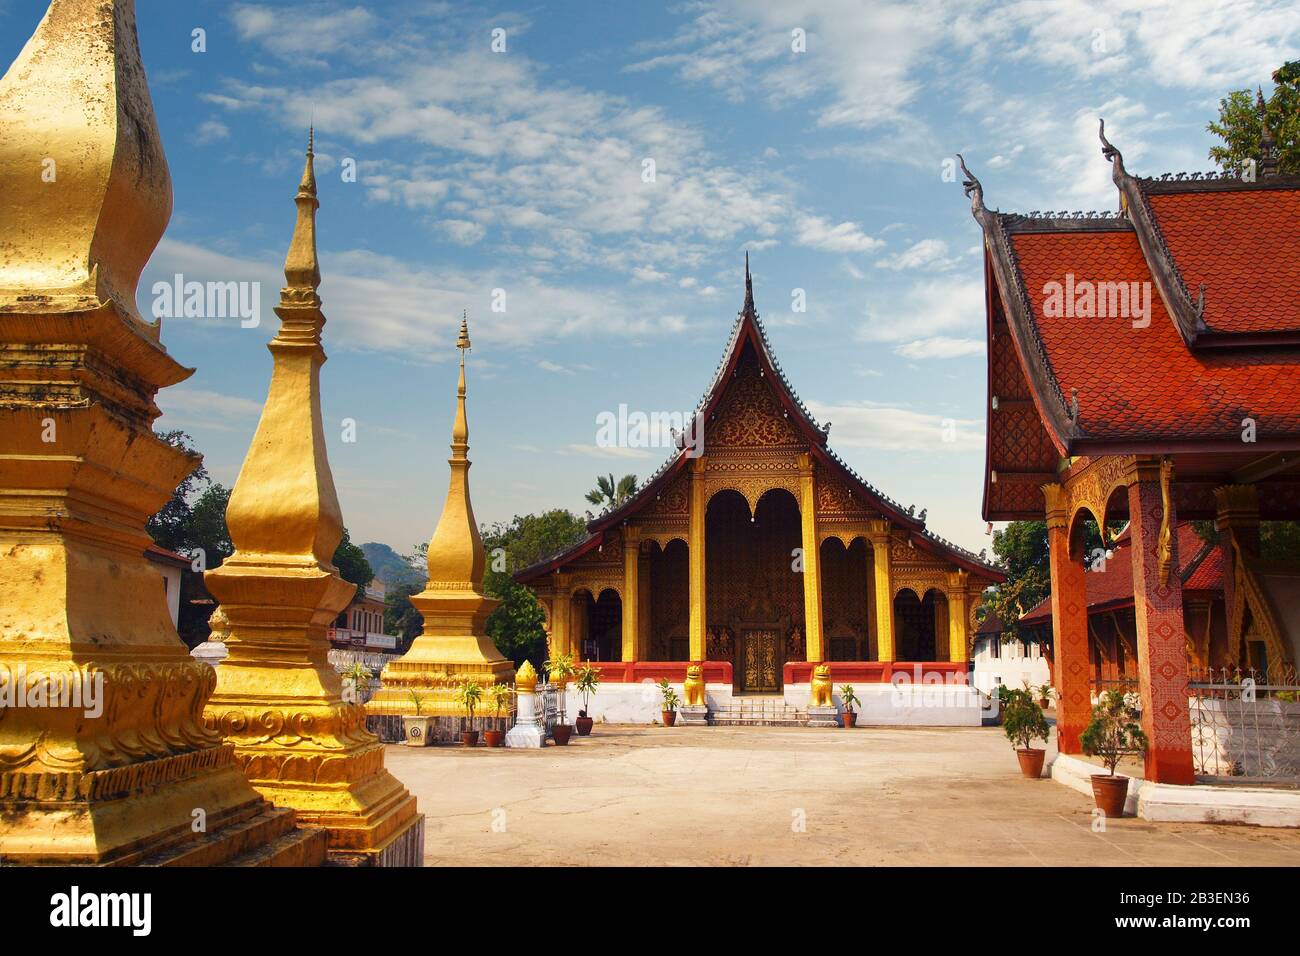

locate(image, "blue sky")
[[4, 0, 1297, 557]]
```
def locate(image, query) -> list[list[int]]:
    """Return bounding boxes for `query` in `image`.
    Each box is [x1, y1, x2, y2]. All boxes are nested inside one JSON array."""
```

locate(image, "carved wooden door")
[[741, 629, 780, 692]]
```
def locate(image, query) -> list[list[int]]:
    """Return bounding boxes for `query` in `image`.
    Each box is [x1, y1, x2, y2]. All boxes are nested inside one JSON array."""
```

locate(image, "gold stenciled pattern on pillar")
[[203, 135, 421, 863], [0, 0, 327, 866], [367, 316, 515, 716]]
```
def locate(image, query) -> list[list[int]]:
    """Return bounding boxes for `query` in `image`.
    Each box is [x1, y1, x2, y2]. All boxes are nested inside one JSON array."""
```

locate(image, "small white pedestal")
[[506, 688, 546, 748], [191, 640, 228, 667], [807, 705, 839, 728], [679, 704, 709, 726]]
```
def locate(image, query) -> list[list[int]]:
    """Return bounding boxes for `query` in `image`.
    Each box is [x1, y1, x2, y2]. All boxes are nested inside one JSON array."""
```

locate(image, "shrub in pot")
[[545, 652, 577, 744], [658, 678, 680, 726], [573, 663, 601, 736], [455, 680, 483, 746], [484, 683, 512, 747], [1002, 686, 1050, 778], [1080, 689, 1148, 817], [341, 661, 373, 706], [839, 684, 860, 728], [402, 691, 434, 747], [1037, 683, 1055, 709]]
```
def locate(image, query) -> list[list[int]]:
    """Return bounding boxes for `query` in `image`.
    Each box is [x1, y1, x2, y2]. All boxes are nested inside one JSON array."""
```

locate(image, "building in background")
[[330, 577, 396, 650], [145, 543, 190, 630]]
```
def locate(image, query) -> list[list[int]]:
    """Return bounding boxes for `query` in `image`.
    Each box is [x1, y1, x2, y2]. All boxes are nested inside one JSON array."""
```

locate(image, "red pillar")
[[1128, 461, 1195, 785], [1045, 488, 1089, 753]]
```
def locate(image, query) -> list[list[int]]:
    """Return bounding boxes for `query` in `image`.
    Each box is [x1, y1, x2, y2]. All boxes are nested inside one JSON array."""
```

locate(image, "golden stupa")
[[368, 317, 515, 721]]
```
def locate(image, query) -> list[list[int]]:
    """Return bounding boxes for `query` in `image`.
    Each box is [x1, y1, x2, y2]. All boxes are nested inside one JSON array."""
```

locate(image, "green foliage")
[[1080, 689, 1149, 776], [657, 678, 680, 712], [360, 541, 425, 590], [839, 684, 859, 714], [1207, 62, 1300, 175], [456, 680, 483, 720], [1193, 519, 1300, 561], [408, 690, 425, 717], [585, 473, 638, 512], [544, 651, 577, 684], [1001, 687, 1050, 751], [574, 663, 601, 714], [332, 527, 374, 600], [488, 682, 513, 719], [147, 430, 210, 553], [481, 511, 588, 666], [384, 581, 425, 650]]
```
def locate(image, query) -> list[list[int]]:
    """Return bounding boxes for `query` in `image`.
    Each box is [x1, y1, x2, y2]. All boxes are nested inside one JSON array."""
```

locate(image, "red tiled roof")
[[1145, 187, 1300, 335], [1009, 229, 1300, 443], [1020, 522, 1219, 623], [144, 542, 190, 568]]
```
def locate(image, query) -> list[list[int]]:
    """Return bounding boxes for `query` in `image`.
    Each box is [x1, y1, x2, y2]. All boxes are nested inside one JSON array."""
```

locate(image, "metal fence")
[[1189, 666, 1300, 784], [539, 682, 560, 739]]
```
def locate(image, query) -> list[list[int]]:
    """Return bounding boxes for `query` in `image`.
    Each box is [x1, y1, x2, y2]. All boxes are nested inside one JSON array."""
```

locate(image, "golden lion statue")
[[683, 664, 706, 707], [810, 663, 833, 707]]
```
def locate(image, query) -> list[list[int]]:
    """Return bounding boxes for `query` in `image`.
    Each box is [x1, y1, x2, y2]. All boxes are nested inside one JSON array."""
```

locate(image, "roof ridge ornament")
[[1258, 87, 1279, 178], [742, 251, 756, 318], [1098, 118, 1124, 171], [957, 154, 984, 213]]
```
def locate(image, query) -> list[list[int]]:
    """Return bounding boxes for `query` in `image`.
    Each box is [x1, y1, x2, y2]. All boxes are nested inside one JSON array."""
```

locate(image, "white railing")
[[1189, 667, 1300, 783]]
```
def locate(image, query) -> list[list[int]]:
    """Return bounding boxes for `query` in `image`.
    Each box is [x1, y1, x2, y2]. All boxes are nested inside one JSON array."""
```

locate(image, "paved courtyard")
[[385, 724, 1300, 866]]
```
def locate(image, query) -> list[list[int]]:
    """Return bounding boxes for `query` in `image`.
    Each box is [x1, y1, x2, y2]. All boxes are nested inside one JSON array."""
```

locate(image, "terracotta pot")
[[1038, 698, 1050, 709], [842, 711, 857, 728], [552, 725, 573, 746], [461, 730, 479, 747], [662, 711, 677, 726], [484, 730, 505, 748], [1016, 747, 1045, 779], [1091, 774, 1129, 817], [575, 715, 594, 736]]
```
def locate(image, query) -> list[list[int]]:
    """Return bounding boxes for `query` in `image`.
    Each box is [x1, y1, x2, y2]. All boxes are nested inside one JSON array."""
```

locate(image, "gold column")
[[688, 458, 707, 661], [622, 526, 641, 662], [204, 135, 421, 866], [638, 548, 652, 660], [798, 454, 825, 661], [946, 571, 970, 663], [867, 519, 895, 661], [551, 573, 571, 658], [0, 0, 324, 865]]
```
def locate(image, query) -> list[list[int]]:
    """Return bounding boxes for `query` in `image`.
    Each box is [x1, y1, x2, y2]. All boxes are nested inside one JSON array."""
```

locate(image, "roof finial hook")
[[1098, 118, 1123, 168], [956, 153, 983, 214]]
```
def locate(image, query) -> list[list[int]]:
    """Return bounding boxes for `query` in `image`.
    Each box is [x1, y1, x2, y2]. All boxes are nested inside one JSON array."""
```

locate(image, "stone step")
[[137, 805, 328, 868]]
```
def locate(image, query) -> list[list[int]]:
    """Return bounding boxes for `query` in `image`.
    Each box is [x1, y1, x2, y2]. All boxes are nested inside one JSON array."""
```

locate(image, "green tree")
[[147, 430, 210, 553], [1193, 520, 1300, 562], [482, 510, 588, 667], [1207, 61, 1300, 174], [585, 473, 638, 512], [384, 580, 425, 650], [332, 526, 374, 599]]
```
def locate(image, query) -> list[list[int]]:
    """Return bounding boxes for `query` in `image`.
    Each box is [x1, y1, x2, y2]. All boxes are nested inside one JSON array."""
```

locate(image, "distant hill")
[[361, 542, 426, 592]]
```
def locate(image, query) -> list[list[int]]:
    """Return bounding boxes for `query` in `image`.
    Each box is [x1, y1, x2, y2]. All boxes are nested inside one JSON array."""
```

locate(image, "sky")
[[3, 0, 1297, 558]]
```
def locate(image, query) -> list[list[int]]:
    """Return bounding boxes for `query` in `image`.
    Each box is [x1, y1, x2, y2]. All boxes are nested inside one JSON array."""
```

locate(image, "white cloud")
[[794, 214, 883, 254], [157, 387, 263, 432], [563, 443, 654, 459], [894, 337, 985, 359], [806, 399, 983, 453], [193, 120, 230, 145], [859, 279, 985, 344], [876, 238, 950, 271]]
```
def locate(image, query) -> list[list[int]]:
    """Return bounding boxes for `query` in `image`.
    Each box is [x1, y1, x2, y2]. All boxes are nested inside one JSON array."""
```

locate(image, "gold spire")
[[282, 128, 321, 297], [515, 660, 538, 692], [427, 316, 485, 589], [0, 0, 172, 331]]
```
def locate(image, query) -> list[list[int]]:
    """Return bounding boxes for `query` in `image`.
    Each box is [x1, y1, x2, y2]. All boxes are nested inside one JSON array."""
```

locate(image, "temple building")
[[963, 117, 1300, 784], [516, 261, 1004, 724]]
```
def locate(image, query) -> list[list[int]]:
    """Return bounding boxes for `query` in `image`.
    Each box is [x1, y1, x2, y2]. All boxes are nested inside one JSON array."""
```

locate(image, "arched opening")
[[706, 487, 803, 692], [573, 588, 622, 662], [894, 588, 948, 662], [647, 539, 689, 661], [820, 537, 870, 661]]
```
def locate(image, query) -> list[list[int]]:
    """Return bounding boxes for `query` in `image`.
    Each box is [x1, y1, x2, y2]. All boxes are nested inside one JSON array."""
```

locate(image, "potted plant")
[[839, 684, 860, 728], [1080, 689, 1149, 817], [658, 678, 680, 726], [341, 660, 372, 705], [991, 683, 1014, 725], [1037, 683, 1054, 709], [484, 683, 512, 747], [573, 663, 601, 736], [402, 691, 434, 747], [545, 653, 577, 745], [455, 680, 483, 746], [1002, 686, 1050, 778]]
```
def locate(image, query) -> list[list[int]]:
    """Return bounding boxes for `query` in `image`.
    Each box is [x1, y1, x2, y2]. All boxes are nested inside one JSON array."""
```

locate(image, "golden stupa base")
[[0, 743, 329, 867]]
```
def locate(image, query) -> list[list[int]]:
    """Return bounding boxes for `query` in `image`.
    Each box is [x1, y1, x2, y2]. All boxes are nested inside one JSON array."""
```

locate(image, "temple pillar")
[[798, 454, 825, 662], [551, 573, 571, 658], [205, 137, 422, 865], [622, 526, 640, 662], [1129, 459, 1194, 785], [1044, 484, 1089, 753], [867, 520, 895, 661], [946, 571, 970, 664], [0, 0, 324, 866], [688, 458, 707, 661]]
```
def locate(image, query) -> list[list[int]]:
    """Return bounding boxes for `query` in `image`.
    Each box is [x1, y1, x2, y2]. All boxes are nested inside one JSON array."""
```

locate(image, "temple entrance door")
[[739, 628, 782, 692]]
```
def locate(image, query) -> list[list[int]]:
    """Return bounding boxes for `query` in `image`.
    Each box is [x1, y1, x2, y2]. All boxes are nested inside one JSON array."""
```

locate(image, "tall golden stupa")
[[368, 317, 515, 724]]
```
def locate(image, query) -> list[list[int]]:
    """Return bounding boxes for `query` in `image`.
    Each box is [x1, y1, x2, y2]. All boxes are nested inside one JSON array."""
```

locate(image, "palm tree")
[[585, 473, 638, 512]]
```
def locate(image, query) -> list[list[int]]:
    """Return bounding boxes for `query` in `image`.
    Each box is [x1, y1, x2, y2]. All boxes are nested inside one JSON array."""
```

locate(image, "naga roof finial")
[[1098, 118, 1124, 170], [956, 153, 983, 214]]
